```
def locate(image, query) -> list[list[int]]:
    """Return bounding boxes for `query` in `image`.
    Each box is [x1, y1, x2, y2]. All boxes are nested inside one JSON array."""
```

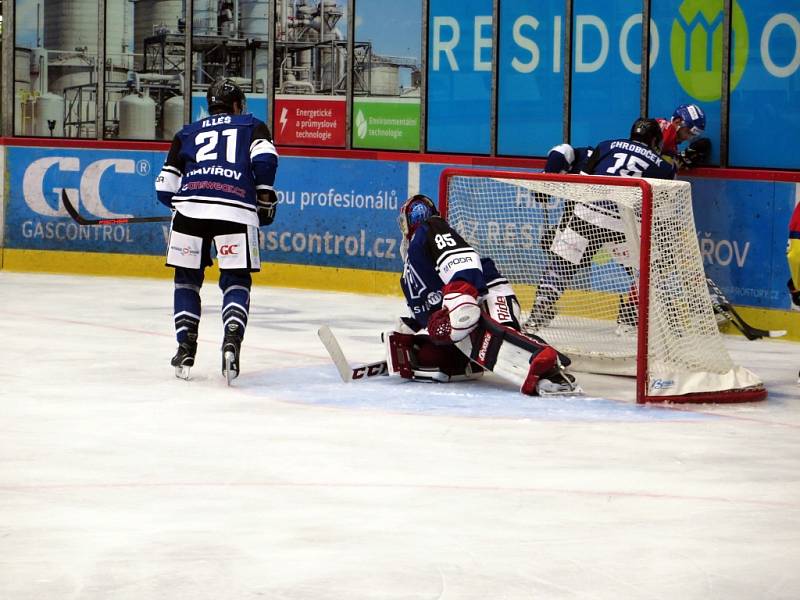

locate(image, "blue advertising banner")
[[269, 157, 405, 272], [5, 147, 170, 255], [569, 1, 642, 147], [497, 0, 565, 156], [648, 0, 723, 165], [689, 177, 797, 309], [191, 93, 269, 123], [4, 145, 795, 308], [4, 147, 406, 273], [427, 0, 493, 154], [729, 1, 800, 169]]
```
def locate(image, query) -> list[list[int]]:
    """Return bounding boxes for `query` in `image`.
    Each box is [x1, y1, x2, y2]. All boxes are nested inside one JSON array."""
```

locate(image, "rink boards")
[[0, 141, 798, 338]]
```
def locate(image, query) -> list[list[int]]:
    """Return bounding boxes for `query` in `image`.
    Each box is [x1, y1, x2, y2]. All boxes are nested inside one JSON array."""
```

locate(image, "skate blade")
[[175, 365, 191, 380], [223, 351, 238, 386], [537, 379, 585, 397]]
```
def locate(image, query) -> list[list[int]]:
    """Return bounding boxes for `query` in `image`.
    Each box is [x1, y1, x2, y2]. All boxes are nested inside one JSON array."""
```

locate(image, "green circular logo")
[[670, 0, 748, 101]]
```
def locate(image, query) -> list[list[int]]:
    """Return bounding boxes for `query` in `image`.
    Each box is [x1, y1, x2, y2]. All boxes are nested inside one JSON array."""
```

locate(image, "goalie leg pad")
[[385, 332, 482, 382], [455, 314, 579, 396], [385, 332, 416, 379], [520, 347, 558, 396]]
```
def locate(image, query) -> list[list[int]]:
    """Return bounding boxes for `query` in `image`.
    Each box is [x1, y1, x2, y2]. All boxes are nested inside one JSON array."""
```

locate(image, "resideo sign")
[[430, 0, 799, 88]]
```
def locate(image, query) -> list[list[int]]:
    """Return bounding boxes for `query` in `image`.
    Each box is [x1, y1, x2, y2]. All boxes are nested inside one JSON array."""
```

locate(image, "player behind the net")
[[384, 194, 580, 396], [155, 78, 279, 382], [657, 103, 711, 170], [523, 118, 675, 334]]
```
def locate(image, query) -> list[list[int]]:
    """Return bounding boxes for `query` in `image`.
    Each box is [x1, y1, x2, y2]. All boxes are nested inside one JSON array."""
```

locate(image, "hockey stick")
[[317, 326, 388, 382], [61, 189, 171, 225], [706, 277, 787, 340]]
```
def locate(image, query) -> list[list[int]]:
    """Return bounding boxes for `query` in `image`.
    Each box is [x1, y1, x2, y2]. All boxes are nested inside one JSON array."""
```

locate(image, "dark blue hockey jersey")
[[156, 113, 278, 225], [586, 138, 676, 180], [544, 143, 594, 174], [401, 215, 504, 328]]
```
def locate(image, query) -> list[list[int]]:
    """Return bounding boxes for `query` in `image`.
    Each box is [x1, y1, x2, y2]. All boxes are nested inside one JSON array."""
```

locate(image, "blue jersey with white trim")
[[401, 215, 503, 327], [587, 139, 676, 180], [156, 113, 278, 225]]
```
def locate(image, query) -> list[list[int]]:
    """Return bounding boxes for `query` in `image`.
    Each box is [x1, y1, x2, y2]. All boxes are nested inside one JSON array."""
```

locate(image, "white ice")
[[1, 271, 799, 600]]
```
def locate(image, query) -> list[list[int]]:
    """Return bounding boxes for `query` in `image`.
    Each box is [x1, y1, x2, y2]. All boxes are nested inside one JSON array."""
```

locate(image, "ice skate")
[[171, 340, 197, 380], [536, 369, 583, 397], [221, 323, 242, 385], [522, 301, 556, 334]]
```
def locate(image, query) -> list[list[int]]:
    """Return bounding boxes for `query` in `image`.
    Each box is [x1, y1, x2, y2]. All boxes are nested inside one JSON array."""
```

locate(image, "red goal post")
[[438, 168, 767, 404]]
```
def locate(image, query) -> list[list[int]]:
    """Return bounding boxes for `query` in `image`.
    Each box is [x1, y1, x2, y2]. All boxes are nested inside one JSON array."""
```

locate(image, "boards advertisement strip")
[[3, 144, 797, 309]]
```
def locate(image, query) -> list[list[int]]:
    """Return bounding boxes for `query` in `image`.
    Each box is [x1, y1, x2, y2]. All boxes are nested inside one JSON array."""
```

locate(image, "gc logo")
[[22, 156, 140, 219], [670, 0, 749, 101], [218, 244, 239, 256]]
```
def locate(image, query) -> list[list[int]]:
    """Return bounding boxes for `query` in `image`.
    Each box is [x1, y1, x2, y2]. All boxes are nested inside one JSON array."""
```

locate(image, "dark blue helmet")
[[206, 78, 245, 114], [398, 194, 438, 240], [672, 104, 705, 137], [630, 118, 663, 153]]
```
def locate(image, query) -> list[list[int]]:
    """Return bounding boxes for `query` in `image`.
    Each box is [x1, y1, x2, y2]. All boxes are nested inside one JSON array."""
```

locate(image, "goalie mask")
[[672, 103, 706, 138], [629, 118, 663, 153], [207, 78, 246, 114], [398, 194, 438, 241]]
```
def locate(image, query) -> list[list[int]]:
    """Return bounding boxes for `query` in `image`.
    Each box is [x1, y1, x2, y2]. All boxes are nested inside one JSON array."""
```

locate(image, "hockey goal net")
[[439, 168, 766, 404]]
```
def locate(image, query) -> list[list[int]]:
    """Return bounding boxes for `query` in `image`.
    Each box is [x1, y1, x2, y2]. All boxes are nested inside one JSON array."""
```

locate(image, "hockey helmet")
[[672, 103, 705, 137], [630, 118, 664, 153], [398, 194, 438, 240], [206, 78, 246, 114]]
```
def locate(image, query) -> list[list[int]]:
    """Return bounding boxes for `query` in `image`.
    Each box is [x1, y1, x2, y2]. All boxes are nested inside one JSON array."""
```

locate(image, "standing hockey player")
[[657, 103, 711, 169], [155, 78, 279, 382], [386, 194, 579, 396], [524, 118, 675, 333]]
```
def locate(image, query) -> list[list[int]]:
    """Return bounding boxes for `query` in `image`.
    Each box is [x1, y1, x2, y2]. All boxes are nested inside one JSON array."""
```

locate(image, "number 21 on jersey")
[[195, 129, 238, 163]]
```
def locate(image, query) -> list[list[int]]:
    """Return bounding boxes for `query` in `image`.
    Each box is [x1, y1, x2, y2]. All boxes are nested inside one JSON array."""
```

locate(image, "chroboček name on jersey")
[[609, 141, 662, 165]]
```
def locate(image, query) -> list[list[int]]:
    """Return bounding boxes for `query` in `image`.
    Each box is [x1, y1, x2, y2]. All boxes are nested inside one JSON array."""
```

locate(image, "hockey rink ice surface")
[[1, 271, 799, 600]]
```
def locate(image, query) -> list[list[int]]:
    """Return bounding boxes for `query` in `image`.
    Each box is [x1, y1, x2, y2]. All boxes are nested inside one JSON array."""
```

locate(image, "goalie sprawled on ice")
[[386, 194, 580, 396]]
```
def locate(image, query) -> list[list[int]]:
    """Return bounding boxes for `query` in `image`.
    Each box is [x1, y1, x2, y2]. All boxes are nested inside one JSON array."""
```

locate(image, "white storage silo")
[[133, 0, 184, 69], [162, 95, 185, 140], [193, 0, 219, 36], [369, 64, 400, 96], [240, 0, 269, 90], [33, 93, 66, 137], [42, 0, 125, 136], [240, 0, 268, 41], [118, 93, 156, 139]]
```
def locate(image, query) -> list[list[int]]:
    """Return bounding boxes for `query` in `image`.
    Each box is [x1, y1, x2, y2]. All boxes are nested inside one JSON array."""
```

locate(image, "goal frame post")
[[438, 168, 767, 404]]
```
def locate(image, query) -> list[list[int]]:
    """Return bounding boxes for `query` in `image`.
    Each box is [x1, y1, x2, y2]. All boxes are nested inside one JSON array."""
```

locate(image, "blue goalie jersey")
[[156, 113, 278, 225], [401, 215, 505, 328]]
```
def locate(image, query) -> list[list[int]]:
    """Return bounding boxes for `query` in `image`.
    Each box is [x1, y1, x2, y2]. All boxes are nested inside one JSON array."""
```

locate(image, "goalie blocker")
[[385, 314, 580, 396]]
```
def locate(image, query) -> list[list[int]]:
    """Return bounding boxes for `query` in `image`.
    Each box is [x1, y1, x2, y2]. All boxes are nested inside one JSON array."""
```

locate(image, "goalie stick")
[[61, 189, 171, 225], [706, 277, 786, 340], [317, 326, 388, 382]]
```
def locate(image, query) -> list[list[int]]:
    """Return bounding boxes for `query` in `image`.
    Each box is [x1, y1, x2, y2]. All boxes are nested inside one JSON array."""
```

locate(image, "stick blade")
[[317, 326, 352, 383]]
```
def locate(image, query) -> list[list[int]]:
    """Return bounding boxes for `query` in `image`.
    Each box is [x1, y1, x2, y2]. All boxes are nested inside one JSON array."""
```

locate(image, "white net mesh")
[[443, 172, 764, 400]]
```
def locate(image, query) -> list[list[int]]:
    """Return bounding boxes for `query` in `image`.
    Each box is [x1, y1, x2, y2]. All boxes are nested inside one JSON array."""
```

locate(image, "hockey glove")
[[257, 190, 278, 226], [788, 278, 800, 307], [678, 137, 711, 169], [427, 281, 481, 344]]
